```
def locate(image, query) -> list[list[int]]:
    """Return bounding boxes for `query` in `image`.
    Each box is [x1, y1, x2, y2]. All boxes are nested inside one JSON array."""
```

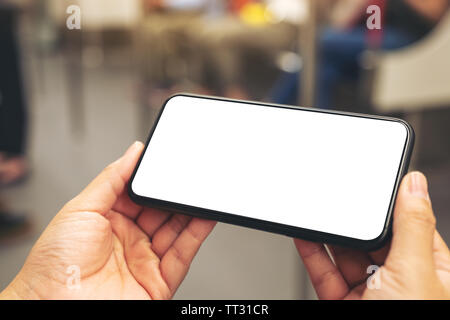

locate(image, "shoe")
[[0, 154, 29, 188]]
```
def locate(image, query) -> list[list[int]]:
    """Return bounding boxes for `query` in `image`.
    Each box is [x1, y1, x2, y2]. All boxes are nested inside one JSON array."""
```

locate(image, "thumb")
[[63, 141, 144, 215], [388, 171, 436, 270]]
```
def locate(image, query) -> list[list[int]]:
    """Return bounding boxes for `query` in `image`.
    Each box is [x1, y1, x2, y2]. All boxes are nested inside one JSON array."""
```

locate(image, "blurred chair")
[[47, 0, 142, 136], [370, 10, 450, 167], [372, 11, 450, 112]]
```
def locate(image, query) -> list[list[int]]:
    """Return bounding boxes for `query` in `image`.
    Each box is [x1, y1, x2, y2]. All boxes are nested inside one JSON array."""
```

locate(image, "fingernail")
[[408, 172, 428, 200], [123, 141, 140, 158]]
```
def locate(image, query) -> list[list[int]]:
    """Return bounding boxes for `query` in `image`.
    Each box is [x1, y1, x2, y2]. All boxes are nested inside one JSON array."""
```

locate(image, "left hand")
[[0, 141, 216, 299]]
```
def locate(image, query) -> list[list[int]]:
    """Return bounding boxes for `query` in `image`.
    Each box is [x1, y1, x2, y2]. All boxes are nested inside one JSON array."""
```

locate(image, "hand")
[[0, 142, 216, 300], [295, 171, 450, 299]]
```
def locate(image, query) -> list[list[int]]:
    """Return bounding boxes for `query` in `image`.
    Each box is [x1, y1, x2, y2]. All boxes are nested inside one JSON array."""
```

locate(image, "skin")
[[0, 143, 448, 299], [295, 171, 450, 299], [0, 142, 216, 299]]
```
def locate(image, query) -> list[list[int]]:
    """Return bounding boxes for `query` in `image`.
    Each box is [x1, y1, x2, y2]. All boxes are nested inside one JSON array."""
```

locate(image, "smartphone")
[[128, 94, 414, 250]]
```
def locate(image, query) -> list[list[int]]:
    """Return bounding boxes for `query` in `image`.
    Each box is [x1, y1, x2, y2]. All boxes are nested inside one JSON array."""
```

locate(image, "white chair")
[[372, 11, 450, 112], [370, 11, 450, 167]]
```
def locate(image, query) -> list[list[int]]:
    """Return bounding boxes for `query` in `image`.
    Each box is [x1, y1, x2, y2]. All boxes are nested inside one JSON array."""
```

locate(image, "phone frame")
[[128, 93, 415, 251]]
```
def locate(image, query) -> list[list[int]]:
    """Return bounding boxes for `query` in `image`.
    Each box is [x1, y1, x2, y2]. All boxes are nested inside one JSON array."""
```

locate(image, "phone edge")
[[127, 93, 415, 251]]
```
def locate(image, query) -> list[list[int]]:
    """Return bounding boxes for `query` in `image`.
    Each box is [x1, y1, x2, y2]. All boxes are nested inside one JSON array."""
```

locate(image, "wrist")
[[0, 275, 41, 300], [0, 287, 21, 300]]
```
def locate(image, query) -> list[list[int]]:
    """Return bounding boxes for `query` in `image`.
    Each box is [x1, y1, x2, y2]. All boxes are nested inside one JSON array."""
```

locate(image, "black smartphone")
[[128, 94, 414, 250]]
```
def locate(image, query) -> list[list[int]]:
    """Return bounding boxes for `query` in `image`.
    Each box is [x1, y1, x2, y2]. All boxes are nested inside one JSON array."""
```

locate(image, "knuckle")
[[410, 211, 436, 228], [172, 245, 190, 268], [154, 287, 172, 300], [301, 244, 323, 260], [152, 281, 173, 300], [314, 269, 340, 289], [169, 215, 187, 234], [104, 163, 117, 176], [403, 198, 436, 227], [185, 225, 202, 244]]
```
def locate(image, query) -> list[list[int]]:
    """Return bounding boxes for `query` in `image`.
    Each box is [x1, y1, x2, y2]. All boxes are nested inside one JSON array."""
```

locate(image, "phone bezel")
[[128, 93, 414, 251]]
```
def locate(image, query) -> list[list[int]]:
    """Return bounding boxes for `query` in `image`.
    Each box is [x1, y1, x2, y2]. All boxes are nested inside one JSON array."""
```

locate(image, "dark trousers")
[[270, 27, 416, 109], [0, 7, 27, 156]]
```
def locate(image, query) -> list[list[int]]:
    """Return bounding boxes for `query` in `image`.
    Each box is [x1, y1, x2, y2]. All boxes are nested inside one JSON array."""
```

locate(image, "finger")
[[328, 245, 373, 288], [160, 218, 216, 294], [368, 242, 391, 266], [136, 207, 172, 238], [387, 171, 436, 272], [107, 210, 172, 300], [64, 141, 144, 216], [294, 239, 349, 299], [112, 192, 143, 219], [151, 214, 192, 258]]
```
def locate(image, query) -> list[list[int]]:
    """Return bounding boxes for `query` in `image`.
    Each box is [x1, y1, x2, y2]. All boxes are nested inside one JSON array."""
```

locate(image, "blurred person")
[[270, 0, 450, 109], [0, 142, 448, 299], [0, 2, 28, 186], [0, 2, 31, 241]]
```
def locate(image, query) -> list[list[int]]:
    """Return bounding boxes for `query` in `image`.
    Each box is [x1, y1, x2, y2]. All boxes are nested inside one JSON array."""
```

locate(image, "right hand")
[[295, 171, 450, 299]]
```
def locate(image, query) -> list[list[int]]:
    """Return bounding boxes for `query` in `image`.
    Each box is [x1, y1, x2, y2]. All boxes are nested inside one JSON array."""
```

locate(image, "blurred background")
[[1, 0, 450, 299]]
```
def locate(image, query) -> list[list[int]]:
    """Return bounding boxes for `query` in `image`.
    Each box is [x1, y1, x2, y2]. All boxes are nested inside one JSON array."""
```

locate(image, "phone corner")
[[164, 92, 199, 103], [393, 117, 415, 144], [361, 226, 392, 252]]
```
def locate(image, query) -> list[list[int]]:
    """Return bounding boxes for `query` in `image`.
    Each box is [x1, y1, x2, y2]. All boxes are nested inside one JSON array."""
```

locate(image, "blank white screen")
[[132, 96, 408, 241]]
